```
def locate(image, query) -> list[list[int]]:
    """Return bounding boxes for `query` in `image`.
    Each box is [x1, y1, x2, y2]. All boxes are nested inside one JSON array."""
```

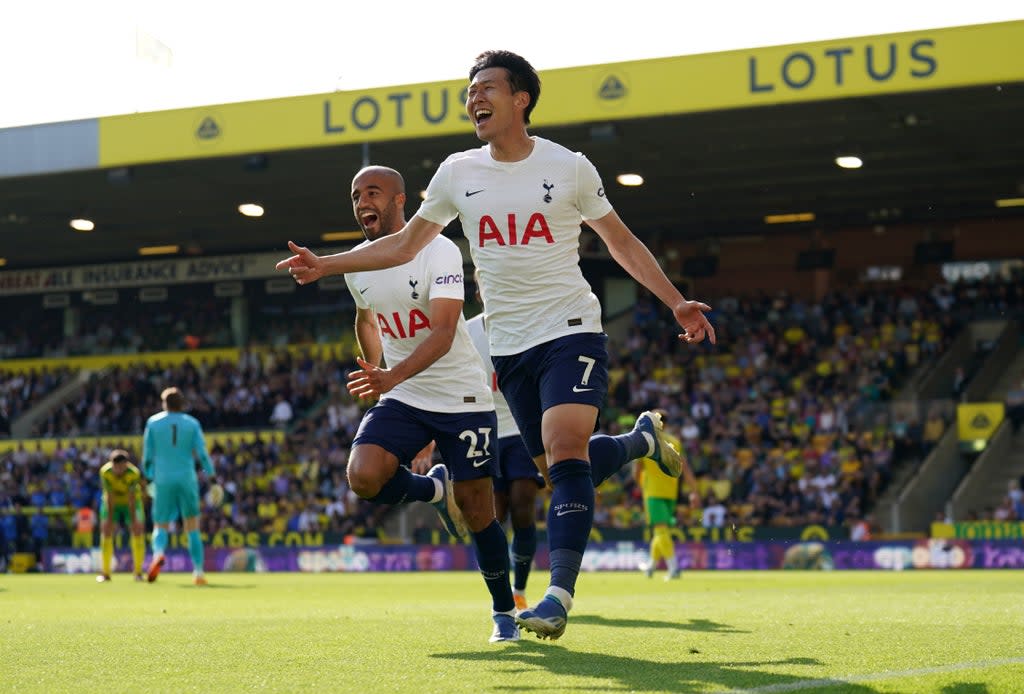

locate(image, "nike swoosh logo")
[[556, 508, 587, 517], [465, 189, 485, 197], [472, 458, 492, 468], [358, 287, 369, 295], [572, 386, 594, 392]]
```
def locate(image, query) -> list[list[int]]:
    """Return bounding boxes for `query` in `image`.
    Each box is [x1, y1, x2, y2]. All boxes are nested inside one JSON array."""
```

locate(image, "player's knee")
[[510, 504, 535, 529], [544, 428, 591, 462], [460, 504, 494, 533], [454, 485, 495, 533], [510, 485, 537, 528], [346, 460, 385, 499]]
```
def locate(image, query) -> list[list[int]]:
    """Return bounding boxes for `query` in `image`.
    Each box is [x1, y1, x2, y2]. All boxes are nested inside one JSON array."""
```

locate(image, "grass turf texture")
[[1, 571, 1021, 693]]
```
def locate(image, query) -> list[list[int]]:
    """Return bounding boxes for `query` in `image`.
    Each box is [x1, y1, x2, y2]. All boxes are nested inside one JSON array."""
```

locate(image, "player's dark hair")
[[109, 449, 130, 464], [470, 50, 541, 124], [161, 387, 185, 411]]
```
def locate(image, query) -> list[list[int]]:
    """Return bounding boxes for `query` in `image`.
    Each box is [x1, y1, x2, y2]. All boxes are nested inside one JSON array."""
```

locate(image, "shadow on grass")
[[942, 684, 989, 694], [175, 583, 257, 590], [572, 614, 749, 634], [433, 640, 880, 693]]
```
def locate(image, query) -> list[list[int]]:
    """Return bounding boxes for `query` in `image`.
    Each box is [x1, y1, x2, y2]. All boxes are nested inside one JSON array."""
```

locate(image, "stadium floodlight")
[[616, 173, 644, 186], [70, 218, 95, 232], [764, 212, 815, 224], [138, 245, 179, 256], [835, 155, 863, 169], [238, 203, 265, 217], [995, 197, 1024, 208]]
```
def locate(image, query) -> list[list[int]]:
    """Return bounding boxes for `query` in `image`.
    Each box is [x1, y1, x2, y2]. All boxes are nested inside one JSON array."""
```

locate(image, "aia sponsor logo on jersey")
[[478, 213, 554, 247], [377, 309, 430, 339]]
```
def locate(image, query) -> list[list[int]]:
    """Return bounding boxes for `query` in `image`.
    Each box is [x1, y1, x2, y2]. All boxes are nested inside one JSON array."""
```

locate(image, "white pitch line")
[[715, 657, 1024, 693]]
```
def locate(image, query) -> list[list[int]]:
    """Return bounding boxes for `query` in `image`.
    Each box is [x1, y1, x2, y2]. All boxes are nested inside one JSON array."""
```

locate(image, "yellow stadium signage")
[[97, 21, 1024, 168], [956, 403, 1005, 442]]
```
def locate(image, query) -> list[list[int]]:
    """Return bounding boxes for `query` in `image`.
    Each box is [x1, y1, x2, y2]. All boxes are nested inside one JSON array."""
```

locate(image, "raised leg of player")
[[588, 429, 652, 487], [590, 411, 681, 487], [347, 444, 439, 504], [454, 478, 518, 642]]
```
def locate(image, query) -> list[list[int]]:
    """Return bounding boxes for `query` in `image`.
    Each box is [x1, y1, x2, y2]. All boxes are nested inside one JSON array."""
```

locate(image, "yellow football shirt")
[[99, 462, 142, 505]]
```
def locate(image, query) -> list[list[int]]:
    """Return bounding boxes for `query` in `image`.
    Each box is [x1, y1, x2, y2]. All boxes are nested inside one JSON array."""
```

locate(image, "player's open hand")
[[411, 441, 436, 475], [347, 356, 398, 399], [673, 300, 716, 345], [276, 241, 324, 285]]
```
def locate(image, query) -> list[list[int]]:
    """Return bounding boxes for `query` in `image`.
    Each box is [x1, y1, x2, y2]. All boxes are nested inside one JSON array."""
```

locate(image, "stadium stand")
[[9, 274, 1023, 553]]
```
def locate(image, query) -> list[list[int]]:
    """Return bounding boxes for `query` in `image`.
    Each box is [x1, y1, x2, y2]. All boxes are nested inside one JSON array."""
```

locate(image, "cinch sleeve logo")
[[434, 273, 464, 285]]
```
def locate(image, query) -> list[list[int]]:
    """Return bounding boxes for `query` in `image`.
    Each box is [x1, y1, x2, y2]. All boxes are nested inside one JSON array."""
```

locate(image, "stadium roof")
[[0, 20, 1022, 270]]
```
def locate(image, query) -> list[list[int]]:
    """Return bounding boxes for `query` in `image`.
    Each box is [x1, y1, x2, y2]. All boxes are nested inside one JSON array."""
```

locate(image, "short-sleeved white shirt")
[[416, 136, 613, 356], [344, 235, 493, 413], [465, 313, 519, 438]]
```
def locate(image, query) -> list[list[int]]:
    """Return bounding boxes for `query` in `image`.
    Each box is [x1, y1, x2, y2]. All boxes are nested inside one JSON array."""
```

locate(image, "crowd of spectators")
[[2, 276, 1023, 558], [591, 285, 972, 534], [27, 347, 342, 438]]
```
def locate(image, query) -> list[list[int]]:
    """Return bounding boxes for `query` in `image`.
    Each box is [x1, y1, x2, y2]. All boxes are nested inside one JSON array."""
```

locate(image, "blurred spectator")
[[951, 367, 967, 401], [72, 504, 95, 548], [269, 394, 294, 429], [921, 410, 947, 457]]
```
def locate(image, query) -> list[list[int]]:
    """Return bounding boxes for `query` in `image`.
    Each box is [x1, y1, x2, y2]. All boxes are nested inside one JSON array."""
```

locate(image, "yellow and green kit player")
[[97, 449, 147, 582], [635, 415, 700, 580]]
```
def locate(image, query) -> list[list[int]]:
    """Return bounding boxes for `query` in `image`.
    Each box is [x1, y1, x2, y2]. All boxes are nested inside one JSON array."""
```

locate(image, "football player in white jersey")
[[341, 166, 518, 643], [277, 53, 715, 640]]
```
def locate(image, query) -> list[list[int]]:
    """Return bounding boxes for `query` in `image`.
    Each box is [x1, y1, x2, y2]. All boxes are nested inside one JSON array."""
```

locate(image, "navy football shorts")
[[492, 434, 545, 493], [352, 398, 499, 482], [492, 332, 608, 458]]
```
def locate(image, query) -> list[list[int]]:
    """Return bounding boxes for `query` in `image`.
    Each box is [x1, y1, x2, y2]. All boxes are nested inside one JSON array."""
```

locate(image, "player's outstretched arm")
[[587, 210, 716, 345], [276, 216, 444, 285]]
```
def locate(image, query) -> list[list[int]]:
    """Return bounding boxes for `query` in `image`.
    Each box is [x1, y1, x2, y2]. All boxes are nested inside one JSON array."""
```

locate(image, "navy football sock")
[[546, 459, 594, 597], [369, 466, 436, 505], [511, 524, 537, 592], [472, 520, 515, 613], [588, 429, 650, 487]]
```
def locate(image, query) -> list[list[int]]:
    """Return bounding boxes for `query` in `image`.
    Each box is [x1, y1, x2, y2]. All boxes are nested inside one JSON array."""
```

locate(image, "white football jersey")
[[344, 235, 493, 413], [465, 313, 519, 438], [417, 136, 613, 356]]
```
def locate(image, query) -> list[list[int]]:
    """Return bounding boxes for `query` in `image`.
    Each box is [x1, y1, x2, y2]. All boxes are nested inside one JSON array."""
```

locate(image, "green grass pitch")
[[1, 570, 1021, 693]]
